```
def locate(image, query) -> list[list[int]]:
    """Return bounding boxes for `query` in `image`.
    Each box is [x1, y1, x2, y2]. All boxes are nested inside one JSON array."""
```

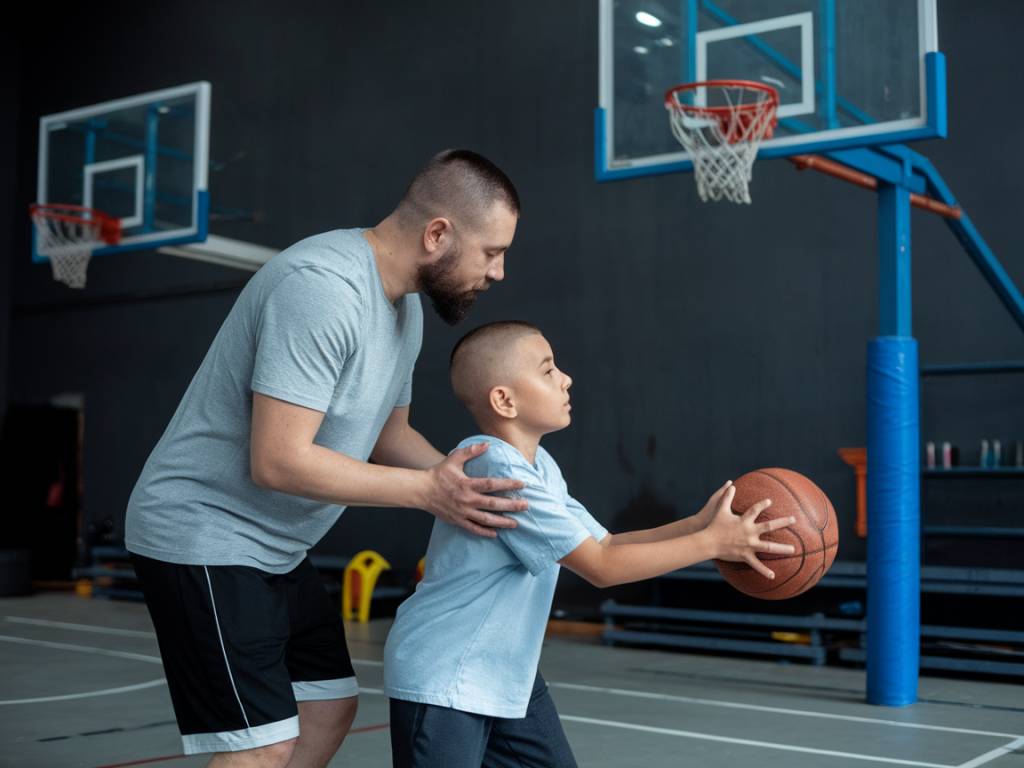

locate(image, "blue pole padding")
[[866, 336, 920, 707]]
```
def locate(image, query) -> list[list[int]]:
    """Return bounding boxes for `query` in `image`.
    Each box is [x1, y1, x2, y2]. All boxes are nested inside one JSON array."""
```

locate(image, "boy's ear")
[[489, 385, 517, 419]]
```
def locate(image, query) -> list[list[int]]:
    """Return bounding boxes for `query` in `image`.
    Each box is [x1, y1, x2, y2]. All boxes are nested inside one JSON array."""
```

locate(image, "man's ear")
[[422, 217, 454, 261], [489, 385, 517, 419]]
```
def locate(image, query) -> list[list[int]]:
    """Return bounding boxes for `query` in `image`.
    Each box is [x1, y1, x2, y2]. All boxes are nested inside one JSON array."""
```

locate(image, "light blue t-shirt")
[[125, 228, 423, 573], [383, 435, 608, 718]]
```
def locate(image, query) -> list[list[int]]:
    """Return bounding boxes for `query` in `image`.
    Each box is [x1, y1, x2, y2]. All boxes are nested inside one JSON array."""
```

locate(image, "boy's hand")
[[423, 442, 528, 538], [693, 480, 733, 529], [703, 485, 797, 579]]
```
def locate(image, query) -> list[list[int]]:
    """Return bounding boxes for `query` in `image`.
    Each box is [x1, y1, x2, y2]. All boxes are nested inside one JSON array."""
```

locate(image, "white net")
[[31, 206, 111, 289], [666, 82, 778, 204]]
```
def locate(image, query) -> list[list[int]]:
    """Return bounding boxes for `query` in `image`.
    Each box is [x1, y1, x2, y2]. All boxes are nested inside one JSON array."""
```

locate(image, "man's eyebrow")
[[538, 355, 553, 367]]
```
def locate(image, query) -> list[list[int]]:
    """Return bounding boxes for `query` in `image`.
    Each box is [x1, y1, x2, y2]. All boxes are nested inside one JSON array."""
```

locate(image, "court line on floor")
[[357, 688, 954, 768], [0, 634, 162, 663], [352, 661, 1022, 740], [547, 681, 1023, 739], [89, 723, 391, 768], [5, 616, 156, 638], [956, 736, 1024, 768], [7, 622, 1017, 749], [0, 679, 166, 706], [560, 715, 953, 768]]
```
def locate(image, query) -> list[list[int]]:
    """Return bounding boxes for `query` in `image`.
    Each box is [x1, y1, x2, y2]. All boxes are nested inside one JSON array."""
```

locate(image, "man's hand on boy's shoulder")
[[421, 441, 529, 538]]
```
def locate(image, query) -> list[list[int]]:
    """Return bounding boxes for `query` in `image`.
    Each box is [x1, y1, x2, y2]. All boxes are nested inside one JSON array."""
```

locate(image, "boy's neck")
[[482, 422, 542, 466]]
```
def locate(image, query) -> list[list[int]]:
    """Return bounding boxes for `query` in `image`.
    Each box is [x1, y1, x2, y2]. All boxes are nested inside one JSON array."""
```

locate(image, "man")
[[125, 149, 527, 767]]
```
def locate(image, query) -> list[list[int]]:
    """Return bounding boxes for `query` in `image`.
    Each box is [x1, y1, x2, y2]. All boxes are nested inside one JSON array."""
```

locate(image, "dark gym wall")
[[9, 2, 1023, 603]]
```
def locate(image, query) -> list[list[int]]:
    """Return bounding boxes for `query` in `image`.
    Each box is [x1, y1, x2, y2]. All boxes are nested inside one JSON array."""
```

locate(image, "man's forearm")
[[254, 443, 429, 509], [371, 425, 446, 470]]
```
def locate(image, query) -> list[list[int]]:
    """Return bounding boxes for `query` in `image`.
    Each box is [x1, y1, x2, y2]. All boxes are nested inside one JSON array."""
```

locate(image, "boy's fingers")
[[742, 498, 772, 520], [757, 540, 796, 555], [717, 485, 736, 511], [746, 555, 775, 579], [760, 516, 797, 534]]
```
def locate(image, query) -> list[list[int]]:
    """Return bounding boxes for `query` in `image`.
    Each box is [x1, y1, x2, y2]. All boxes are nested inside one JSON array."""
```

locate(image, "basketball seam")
[[759, 469, 829, 565]]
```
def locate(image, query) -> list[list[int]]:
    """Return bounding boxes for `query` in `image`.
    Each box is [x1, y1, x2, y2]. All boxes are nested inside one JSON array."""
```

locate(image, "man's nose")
[[487, 256, 505, 282]]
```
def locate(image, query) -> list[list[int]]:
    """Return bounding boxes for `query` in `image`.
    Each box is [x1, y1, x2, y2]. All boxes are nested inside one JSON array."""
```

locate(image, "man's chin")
[[429, 294, 479, 326]]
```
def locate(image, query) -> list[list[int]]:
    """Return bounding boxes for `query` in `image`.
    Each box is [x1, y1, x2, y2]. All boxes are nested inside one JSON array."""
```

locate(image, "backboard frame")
[[596, 0, 945, 182], [33, 81, 211, 261]]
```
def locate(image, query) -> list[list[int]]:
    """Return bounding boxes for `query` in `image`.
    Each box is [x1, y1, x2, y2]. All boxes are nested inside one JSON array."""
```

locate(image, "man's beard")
[[418, 241, 481, 326]]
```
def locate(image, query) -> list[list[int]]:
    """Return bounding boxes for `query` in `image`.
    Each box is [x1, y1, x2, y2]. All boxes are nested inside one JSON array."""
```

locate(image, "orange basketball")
[[713, 468, 838, 600]]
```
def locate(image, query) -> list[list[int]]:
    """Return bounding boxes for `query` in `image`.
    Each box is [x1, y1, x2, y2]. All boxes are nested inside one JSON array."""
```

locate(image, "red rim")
[[30, 203, 122, 245], [664, 79, 780, 115]]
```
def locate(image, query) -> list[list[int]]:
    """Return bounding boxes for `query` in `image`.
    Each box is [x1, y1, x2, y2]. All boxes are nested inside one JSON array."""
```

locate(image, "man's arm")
[[369, 406, 445, 470], [250, 393, 525, 537]]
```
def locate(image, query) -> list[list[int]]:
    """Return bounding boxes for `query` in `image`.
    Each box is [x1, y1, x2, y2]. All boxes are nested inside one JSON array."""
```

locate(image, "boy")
[[383, 321, 796, 767]]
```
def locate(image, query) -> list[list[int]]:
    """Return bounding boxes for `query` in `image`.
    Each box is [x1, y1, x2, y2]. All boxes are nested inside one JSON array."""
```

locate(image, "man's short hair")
[[399, 149, 520, 230], [449, 321, 541, 410]]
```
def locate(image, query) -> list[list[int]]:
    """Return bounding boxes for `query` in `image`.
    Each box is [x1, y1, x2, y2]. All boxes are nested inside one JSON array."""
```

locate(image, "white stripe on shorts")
[[292, 676, 360, 701]]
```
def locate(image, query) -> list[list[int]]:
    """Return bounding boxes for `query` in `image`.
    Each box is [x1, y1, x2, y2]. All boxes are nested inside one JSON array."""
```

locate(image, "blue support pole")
[[821, 0, 837, 129], [867, 182, 920, 707], [144, 104, 160, 233]]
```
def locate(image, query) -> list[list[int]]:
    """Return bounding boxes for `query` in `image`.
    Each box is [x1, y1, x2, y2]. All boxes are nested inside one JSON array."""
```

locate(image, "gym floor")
[[2, 592, 1022, 768]]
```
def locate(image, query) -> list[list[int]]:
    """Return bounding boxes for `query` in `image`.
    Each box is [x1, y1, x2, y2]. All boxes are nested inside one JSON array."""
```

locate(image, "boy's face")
[[506, 334, 573, 434]]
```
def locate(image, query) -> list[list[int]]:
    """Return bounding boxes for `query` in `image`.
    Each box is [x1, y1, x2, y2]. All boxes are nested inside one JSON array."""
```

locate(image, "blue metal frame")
[[596, 33, 947, 180]]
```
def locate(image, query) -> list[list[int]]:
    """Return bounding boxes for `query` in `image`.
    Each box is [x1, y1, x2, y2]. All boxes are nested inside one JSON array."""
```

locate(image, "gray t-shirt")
[[125, 228, 423, 573]]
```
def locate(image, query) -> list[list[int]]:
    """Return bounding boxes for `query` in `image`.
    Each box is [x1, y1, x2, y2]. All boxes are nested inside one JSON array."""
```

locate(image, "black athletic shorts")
[[131, 553, 357, 755]]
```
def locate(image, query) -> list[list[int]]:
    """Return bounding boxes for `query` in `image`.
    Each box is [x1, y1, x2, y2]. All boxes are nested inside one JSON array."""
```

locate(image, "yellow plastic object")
[[415, 557, 426, 583], [342, 550, 391, 623], [75, 578, 93, 598]]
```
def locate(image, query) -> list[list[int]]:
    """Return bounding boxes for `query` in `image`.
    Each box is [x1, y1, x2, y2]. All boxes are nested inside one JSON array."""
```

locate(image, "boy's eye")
[[546, 369, 555, 376]]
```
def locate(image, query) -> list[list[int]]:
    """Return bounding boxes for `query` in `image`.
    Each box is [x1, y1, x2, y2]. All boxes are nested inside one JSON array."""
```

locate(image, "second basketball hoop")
[[665, 80, 779, 205]]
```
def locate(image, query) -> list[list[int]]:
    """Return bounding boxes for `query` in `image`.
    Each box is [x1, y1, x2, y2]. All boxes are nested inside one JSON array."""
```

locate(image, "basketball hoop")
[[665, 80, 779, 204], [30, 204, 121, 289]]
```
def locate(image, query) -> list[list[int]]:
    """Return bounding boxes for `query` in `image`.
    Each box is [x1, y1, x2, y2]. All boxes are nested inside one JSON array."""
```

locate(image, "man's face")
[[418, 202, 517, 325]]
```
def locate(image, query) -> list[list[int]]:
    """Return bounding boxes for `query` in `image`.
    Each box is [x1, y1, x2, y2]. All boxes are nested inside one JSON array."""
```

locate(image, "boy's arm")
[[561, 486, 796, 586], [603, 481, 733, 546]]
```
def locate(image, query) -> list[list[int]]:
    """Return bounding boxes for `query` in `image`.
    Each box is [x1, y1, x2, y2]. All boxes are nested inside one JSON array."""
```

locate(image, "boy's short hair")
[[449, 321, 542, 411]]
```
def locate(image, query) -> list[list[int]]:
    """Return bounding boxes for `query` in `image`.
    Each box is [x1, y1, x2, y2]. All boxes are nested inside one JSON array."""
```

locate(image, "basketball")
[[714, 468, 838, 600]]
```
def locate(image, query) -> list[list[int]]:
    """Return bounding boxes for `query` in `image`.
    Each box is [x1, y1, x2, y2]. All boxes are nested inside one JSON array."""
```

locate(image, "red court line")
[[92, 723, 391, 768]]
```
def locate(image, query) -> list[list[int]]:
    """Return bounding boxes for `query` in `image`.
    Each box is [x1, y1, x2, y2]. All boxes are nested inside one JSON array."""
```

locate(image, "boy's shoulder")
[[455, 436, 563, 485], [455, 436, 535, 479]]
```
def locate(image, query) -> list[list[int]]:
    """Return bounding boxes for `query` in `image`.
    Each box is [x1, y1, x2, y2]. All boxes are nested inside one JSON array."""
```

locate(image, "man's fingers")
[[467, 509, 518, 529], [448, 441, 489, 466], [457, 518, 498, 538], [469, 476, 527, 495], [746, 554, 775, 580], [742, 498, 772, 520], [760, 516, 797, 534], [468, 492, 526, 514]]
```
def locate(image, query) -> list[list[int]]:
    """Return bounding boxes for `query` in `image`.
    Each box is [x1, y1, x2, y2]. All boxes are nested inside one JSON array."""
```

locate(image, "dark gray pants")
[[389, 674, 577, 768]]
